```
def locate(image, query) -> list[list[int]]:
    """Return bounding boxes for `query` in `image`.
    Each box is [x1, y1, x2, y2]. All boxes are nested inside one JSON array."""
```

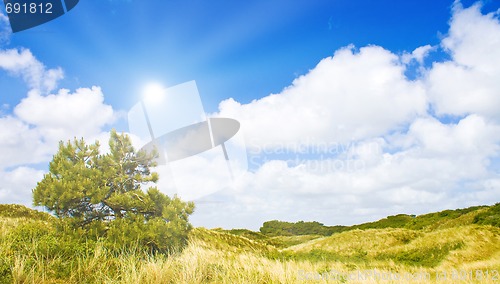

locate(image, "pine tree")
[[33, 130, 195, 253]]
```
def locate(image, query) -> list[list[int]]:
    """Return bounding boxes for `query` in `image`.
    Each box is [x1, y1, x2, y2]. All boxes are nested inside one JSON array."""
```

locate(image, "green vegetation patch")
[[293, 248, 369, 263], [269, 235, 324, 248], [405, 206, 487, 230], [473, 203, 500, 227], [351, 214, 415, 230], [0, 204, 54, 221], [376, 241, 464, 268], [260, 220, 346, 236], [258, 205, 490, 238]]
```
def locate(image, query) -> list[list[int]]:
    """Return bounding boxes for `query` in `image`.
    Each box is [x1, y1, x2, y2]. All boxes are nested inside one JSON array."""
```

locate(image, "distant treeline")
[[260, 220, 346, 236], [260, 203, 500, 236]]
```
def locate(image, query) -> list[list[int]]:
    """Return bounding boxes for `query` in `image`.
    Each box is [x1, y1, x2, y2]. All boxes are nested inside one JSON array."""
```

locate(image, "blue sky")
[[1, 0, 500, 229], [4, 0, 492, 113]]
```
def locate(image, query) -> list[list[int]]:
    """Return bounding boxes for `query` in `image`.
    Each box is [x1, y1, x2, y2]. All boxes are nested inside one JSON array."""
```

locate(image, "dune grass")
[[1, 204, 499, 283]]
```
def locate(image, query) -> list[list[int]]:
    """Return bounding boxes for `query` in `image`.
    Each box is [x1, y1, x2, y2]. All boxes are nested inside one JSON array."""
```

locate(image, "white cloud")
[[0, 48, 115, 205], [0, 167, 45, 206], [219, 45, 427, 149], [426, 3, 500, 120], [0, 11, 10, 46], [0, 87, 115, 170], [401, 115, 500, 159], [193, 115, 500, 229], [192, 3, 500, 229], [0, 116, 47, 168], [0, 48, 63, 93], [402, 45, 434, 65], [15, 87, 115, 142]]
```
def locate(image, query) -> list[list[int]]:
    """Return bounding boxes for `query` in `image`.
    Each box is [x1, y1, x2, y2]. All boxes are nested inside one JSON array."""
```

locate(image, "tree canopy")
[[33, 130, 195, 253]]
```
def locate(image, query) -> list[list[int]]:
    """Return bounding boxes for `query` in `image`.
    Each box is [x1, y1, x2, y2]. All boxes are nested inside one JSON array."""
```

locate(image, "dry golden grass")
[[1, 216, 500, 283], [288, 228, 422, 256], [4, 238, 500, 283]]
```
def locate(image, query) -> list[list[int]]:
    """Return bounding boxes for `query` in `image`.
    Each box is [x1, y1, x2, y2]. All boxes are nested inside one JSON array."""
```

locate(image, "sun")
[[142, 82, 165, 103]]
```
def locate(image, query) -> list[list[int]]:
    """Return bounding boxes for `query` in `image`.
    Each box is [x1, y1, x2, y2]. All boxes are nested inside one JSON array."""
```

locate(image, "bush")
[[105, 215, 191, 255]]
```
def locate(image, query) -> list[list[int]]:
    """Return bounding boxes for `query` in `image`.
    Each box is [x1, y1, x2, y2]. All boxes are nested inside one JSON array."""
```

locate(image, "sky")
[[1, 0, 500, 230]]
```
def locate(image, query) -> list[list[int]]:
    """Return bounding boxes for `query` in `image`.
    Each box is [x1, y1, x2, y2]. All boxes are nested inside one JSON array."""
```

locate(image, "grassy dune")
[[1, 204, 499, 283], [287, 226, 500, 267]]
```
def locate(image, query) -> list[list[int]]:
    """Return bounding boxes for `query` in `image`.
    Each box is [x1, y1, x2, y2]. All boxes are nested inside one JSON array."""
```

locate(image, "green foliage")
[[473, 203, 500, 227], [31, 130, 194, 254], [260, 220, 346, 236], [105, 193, 194, 254], [260, 206, 491, 237], [33, 130, 160, 223], [0, 204, 54, 221], [344, 207, 486, 232], [351, 214, 414, 230], [6, 219, 93, 258], [406, 206, 487, 230]]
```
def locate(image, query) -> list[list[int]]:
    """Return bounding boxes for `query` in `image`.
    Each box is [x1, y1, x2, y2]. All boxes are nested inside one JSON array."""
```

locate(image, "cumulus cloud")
[[193, 2, 500, 229], [426, 3, 500, 121], [193, 114, 500, 229], [197, 143, 490, 228], [0, 116, 46, 168], [0, 48, 115, 204], [219, 45, 427, 149], [0, 87, 115, 170], [400, 115, 499, 160], [401, 45, 435, 65], [0, 167, 45, 206], [0, 48, 63, 93], [15, 87, 115, 141]]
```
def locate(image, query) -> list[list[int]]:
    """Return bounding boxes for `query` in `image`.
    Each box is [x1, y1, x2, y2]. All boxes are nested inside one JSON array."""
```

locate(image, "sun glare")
[[143, 82, 165, 103]]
